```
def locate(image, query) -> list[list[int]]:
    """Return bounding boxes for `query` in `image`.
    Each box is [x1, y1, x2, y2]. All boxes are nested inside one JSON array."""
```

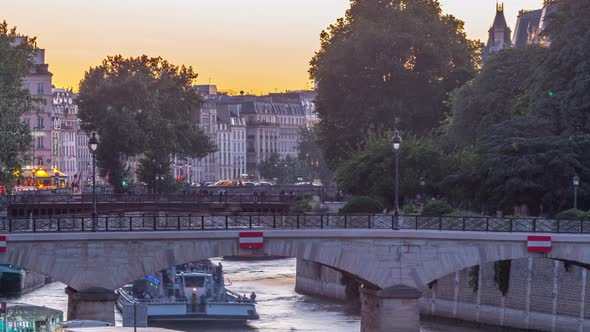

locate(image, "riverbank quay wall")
[[296, 257, 590, 331]]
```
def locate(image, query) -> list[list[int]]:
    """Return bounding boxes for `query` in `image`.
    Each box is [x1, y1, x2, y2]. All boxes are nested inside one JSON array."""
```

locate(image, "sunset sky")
[[4, 0, 543, 94]]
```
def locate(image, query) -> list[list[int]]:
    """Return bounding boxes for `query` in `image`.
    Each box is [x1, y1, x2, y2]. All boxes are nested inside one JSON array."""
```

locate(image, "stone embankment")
[[295, 258, 590, 331]]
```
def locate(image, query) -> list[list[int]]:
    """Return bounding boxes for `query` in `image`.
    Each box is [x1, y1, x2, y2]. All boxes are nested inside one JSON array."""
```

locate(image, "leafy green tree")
[[335, 131, 451, 208], [0, 21, 35, 190], [310, 0, 478, 167], [446, 46, 547, 143], [297, 126, 333, 185], [476, 118, 584, 215], [77, 55, 215, 192], [528, 0, 590, 136]]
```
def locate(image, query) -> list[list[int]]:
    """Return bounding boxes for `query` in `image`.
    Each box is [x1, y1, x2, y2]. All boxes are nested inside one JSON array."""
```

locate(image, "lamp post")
[[188, 163, 193, 185], [419, 176, 426, 205], [392, 131, 402, 229], [573, 175, 580, 209], [88, 132, 99, 231]]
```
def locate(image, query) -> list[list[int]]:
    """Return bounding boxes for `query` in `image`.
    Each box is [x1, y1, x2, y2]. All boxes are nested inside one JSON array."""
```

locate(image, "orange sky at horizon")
[[3, 0, 543, 94]]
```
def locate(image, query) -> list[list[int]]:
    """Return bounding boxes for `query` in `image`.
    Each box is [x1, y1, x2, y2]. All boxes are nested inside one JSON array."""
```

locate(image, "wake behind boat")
[[116, 261, 259, 325]]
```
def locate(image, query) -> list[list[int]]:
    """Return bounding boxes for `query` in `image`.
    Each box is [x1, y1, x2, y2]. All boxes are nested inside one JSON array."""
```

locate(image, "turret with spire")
[[483, 1, 512, 63]]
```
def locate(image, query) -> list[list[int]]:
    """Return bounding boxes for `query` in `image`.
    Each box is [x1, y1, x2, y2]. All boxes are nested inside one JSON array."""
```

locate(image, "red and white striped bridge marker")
[[0, 235, 6, 253], [527, 235, 551, 253], [239, 232, 264, 249]]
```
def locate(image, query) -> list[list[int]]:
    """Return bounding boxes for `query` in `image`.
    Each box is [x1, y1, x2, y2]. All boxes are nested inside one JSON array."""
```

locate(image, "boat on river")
[[115, 262, 259, 323]]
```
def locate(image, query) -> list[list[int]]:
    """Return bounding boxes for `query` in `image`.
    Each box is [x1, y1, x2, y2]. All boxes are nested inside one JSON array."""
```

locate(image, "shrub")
[[401, 204, 418, 214], [422, 200, 454, 216], [555, 209, 590, 220], [339, 196, 384, 214], [290, 196, 312, 213]]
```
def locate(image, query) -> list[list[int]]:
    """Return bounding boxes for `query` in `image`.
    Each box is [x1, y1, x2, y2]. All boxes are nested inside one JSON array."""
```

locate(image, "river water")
[[0, 258, 512, 331]]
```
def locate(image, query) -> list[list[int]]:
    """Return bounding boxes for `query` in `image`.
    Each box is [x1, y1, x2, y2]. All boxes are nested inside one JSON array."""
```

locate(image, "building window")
[[36, 83, 44, 95], [37, 137, 44, 149]]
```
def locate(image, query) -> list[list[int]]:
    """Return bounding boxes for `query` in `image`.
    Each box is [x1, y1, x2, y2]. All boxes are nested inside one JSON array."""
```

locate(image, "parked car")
[[255, 182, 273, 187], [242, 182, 256, 187]]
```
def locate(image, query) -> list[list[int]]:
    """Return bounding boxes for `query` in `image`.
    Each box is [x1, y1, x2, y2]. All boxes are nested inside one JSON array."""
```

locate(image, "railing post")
[[368, 215, 371, 229], [188, 215, 192, 229], [557, 219, 561, 233], [8, 218, 11, 233], [273, 215, 276, 229], [320, 215, 323, 229], [153, 215, 157, 231], [415, 215, 419, 230], [82, 216, 85, 232], [225, 216, 229, 230], [486, 217, 489, 232], [344, 215, 348, 229], [462, 217, 466, 231], [438, 216, 442, 231], [533, 218, 537, 232], [106, 217, 109, 231], [249, 215, 252, 229], [201, 216, 205, 230], [33, 217, 36, 233], [297, 215, 300, 229], [509, 218, 513, 232], [57, 217, 60, 232], [581, 220, 584, 233], [178, 216, 181, 230], [392, 214, 395, 230]]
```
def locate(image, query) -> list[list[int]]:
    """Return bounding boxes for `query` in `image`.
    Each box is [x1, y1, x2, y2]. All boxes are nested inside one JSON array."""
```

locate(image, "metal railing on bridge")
[[3, 214, 590, 233], [5, 193, 299, 205]]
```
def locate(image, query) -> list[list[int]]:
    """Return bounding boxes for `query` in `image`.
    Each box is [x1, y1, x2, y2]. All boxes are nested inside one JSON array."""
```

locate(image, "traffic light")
[[122, 179, 128, 186], [176, 175, 182, 181]]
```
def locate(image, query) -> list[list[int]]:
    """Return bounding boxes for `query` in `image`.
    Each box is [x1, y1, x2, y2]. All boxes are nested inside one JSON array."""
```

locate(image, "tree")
[[310, 0, 478, 167], [476, 118, 585, 215], [77, 55, 215, 192], [297, 126, 333, 185], [0, 21, 35, 190], [446, 46, 547, 144], [335, 131, 452, 208], [528, 0, 590, 136]]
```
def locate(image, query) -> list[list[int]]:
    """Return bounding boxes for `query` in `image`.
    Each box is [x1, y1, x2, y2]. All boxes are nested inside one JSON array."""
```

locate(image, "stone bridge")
[[3, 229, 590, 331]]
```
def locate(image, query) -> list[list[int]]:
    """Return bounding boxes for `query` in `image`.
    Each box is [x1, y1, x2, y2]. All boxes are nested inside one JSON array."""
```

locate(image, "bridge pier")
[[65, 287, 118, 324], [360, 285, 422, 332]]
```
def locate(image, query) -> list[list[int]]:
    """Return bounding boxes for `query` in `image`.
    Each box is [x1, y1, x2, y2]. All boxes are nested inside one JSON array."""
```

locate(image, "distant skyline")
[[4, 0, 543, 94]]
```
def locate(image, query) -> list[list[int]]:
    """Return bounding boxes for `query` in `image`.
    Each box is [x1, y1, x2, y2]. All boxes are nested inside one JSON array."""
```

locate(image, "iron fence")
[[2, 214, 590, 233]]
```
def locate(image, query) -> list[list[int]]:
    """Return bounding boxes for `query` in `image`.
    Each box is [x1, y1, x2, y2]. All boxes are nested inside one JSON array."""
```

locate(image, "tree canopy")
[[77, 55, 215, 192], [310, 0, 478, 167], [0, 21, 34, 190]]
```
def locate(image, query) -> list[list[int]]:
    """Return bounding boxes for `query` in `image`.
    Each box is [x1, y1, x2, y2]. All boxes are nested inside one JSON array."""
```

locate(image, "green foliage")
[[468, 265, 480, 293], [339, 196, 384, 214], [310, 0, 478, 167], [401, 204, 418, 214], [447, 46, 547, 143], [477, 118, 584, 215], [289, 195, 313, 213], [258, 153, 301, 184], [0, 21, 35, 190], [77, 55, 216, 193], [527, 0, 590, 136], [422, 200, 453, 216], [555, 209, 590, 221], [297, 126, 333, 185], [494, 260, 511, 297]]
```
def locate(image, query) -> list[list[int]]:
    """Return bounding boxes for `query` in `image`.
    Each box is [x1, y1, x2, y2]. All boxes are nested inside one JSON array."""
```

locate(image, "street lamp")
[[392, 130, 402, 229], [88, 131, 99, 231], [419, 176, 426, 205], [573, 175, 580, 209]]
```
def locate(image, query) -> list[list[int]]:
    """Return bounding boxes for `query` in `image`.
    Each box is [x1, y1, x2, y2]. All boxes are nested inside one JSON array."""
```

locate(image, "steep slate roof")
[[513, 9, 542, 47]]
